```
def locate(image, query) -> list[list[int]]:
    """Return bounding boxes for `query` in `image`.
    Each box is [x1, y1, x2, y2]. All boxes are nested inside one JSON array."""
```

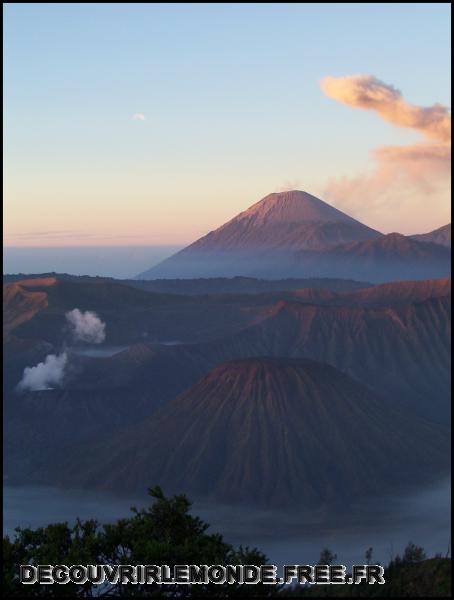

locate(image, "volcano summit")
[[139, 191, 449, 281]]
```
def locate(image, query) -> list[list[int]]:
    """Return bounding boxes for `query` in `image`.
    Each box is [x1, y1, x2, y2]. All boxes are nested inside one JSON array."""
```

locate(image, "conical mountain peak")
[[53, 357, 449, 507], [235, 190, 358, 225], [142, 190, 382, 279], [138, 190, 448, 281]]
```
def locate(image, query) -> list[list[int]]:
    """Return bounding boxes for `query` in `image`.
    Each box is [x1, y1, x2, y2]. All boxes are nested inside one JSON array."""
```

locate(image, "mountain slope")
[[187, 190, 380, 251], [211, 295, 451, 421], [128, 276, 372, 295], [411, 223, 451, 247], [139, 191, 450, 281], [3, 278, 55, 338], [336, 277, 451, 307], [69, 292, 451, 424], [4, 276, 276, 350], [43, 358, 450, 507], [140, 190, 381, 278], [295, 233, 451, 282], [6, 279, 450, 491]]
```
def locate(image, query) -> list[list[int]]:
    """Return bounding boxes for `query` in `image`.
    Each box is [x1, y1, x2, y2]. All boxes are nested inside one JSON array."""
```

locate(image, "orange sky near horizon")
[[4, 4, 451, 249]]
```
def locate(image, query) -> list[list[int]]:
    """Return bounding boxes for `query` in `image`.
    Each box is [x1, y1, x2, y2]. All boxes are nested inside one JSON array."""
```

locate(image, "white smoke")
[[66, 309, 106, 344], [17, 352, 68, 392], [320, 74, 451, 233]]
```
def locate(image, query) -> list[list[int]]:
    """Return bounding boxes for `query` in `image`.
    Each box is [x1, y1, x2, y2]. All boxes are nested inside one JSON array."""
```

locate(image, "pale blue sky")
[[4, 3, 451, 246]]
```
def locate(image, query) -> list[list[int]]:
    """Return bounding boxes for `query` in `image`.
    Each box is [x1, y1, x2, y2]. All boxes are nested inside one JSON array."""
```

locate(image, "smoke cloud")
[[66, 309, 106, 344], [17, 352, 68, 392], [321, 75, 450, 143], [320, 75, 451, 233]]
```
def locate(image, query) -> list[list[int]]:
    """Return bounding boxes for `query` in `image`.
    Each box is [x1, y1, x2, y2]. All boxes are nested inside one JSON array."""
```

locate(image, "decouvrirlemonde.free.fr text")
[[20, 563, 385, 585]]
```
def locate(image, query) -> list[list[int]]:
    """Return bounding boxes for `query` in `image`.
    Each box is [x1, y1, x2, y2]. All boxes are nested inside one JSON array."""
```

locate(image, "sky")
[[3, 3, 451, 248]]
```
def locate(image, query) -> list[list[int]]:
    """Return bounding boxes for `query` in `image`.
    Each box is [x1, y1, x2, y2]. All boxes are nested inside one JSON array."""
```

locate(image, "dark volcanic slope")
[[212, 296, 451, 421], [3, 276, 276, 349], [4, 386, 163, 483], [336, 277, 451, 307], [46, 358, 450, 507], [3, 279, 57, 390], [76, 292, 451, 423], [3, 277, 55, 338], [128, 276, 372, 295], [411, 223, 451, 247], [5, 279, 450, 494]]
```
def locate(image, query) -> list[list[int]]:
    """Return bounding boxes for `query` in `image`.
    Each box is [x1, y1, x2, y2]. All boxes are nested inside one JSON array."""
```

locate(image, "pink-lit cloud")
[[321, 75, 450, 143], [321, 75, 451, 233]]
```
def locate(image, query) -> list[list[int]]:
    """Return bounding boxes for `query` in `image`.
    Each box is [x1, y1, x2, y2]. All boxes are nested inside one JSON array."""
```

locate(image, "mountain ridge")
[[139, 190, 450, 281], [410, 223, 451, 247], [68, 291, 451, 424]]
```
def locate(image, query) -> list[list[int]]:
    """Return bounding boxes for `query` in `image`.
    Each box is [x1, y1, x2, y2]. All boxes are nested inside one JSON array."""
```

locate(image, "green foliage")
[[3, 486, 270, 597], [4, 492, 451, 598]]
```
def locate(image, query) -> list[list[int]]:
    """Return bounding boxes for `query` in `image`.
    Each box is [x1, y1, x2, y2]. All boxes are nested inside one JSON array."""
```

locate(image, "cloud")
[[321, 75, 450, 143], [320, 75, 451, 232], [66, 309, 106, 344], [132, 113, 146, 121], [373, 144, 450, 183], [6, 230, 96, 241], [17, 352, 68, 392]]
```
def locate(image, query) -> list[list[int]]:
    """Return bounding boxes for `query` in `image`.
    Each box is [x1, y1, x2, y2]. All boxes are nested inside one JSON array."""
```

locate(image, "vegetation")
[[3, 487, 451, 597], [293, 556, 451, 597], [3, 486, 269, 597], [281, 546, 451, 598]]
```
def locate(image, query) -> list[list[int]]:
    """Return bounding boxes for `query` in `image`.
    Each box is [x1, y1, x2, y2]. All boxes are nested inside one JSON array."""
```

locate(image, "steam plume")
[[66, 309, 106, 344], [321, 75, 450, 143], [17, 352, 68, 392], [320, 75, 451, 232]]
